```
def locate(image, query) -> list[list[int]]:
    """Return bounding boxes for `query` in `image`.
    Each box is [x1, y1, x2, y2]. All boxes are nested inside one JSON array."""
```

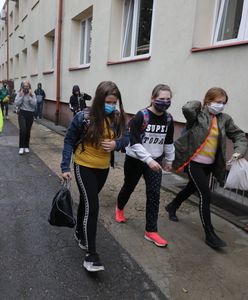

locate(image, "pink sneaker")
[[115, 206, 126, 223], [144, 231, 168, 247]]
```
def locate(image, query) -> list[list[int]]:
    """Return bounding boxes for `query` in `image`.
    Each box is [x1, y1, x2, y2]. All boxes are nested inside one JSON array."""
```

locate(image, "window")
[[9, 11, 13, 33], [51, 36, 55, 69], [21, 48, 27, 77], [14, 2, 19, 29], [122, 0, 154, 58], [32, 0, 39, 10], [1, 64, 4, 79], [31, 41, 39, 74], [70, 6, 93, 68], [10, 58, 13, 79], [80, 16, 92, 65], [15, 54, 19, 78], [2, 26, 6, 42], [213, 0, 248, 44], [21, 0, 28, 20], [44, 30, 55, 71]]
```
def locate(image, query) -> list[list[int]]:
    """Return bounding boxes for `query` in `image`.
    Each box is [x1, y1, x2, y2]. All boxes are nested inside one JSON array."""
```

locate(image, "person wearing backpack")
[[61, 81, 127, 272], [166, 87, 248, 249], [0, 84, 9, 120], [34, 83, 46, 119], [0, 103, 3, 133], [116, 84, 175, 247]]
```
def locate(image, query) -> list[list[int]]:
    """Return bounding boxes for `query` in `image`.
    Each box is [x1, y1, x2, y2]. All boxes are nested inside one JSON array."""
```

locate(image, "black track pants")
[[171, 161, 213, 229], [74, 163, 109, 254], [18, 110, 34, 148]]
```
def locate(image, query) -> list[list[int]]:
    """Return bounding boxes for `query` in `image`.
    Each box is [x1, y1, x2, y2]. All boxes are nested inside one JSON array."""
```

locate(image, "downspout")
[[6, 0, 9, 81], [55, 0, 63, 125]]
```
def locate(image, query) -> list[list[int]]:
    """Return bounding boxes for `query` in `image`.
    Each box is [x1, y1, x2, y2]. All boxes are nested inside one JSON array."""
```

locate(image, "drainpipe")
[[6, 0, 9, 81], [55, 0, 63, 125]]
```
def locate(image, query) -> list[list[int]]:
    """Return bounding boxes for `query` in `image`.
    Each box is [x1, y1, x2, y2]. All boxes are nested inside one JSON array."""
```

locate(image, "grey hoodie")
[[15, 92, 37, 112]]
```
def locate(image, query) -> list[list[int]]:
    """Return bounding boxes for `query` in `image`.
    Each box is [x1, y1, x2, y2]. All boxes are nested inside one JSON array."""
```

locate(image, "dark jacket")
[[34, 88, 46, 102], [69, 93, 91, 114], [0, 87, 9, 101], [173, 101, 248, 182], [61, 109, 128, 173]]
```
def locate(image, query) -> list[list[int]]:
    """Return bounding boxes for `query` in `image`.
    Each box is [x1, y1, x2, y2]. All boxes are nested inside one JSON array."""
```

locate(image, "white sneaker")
[[24, 148, 30, 153], [19, 148, 24, 155], [83, 253, 104, 272]]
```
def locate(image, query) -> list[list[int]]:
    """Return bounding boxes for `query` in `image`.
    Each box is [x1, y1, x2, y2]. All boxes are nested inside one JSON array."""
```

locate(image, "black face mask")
[[154, 99, 171, 112]]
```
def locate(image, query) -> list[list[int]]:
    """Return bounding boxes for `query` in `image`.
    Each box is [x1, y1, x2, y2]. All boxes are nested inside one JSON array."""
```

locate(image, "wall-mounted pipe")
[[55, 0, 63, 125], [6, 0, 9, 81]]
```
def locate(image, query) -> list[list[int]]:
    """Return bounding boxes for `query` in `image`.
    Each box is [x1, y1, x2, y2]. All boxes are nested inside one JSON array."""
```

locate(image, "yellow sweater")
[[193, 116, 219, 164], [74, 121, 114, 169]]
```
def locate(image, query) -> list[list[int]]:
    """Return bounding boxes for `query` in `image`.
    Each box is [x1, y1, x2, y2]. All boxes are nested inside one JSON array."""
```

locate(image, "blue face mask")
[[104, 103, 116, 114]]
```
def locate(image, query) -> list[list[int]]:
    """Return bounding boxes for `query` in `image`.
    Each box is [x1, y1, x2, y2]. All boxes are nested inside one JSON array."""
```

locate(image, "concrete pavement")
[[0, 117, 166, 299], [2, 110, 248, 300]]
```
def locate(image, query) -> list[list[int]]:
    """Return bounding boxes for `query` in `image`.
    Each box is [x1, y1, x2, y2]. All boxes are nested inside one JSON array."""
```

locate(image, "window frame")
[[79, 16, 92, 67], [121, 0, 154, 60], [213, 0, 248, 45]]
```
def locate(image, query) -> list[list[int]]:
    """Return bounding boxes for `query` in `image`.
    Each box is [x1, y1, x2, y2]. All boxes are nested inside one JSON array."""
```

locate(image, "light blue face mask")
[[208, 102, 225, 115], [104, 103, 116, 114]]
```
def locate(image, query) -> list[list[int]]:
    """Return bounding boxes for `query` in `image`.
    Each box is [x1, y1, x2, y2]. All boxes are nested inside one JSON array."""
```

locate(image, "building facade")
[[0, 0, 248, 137]]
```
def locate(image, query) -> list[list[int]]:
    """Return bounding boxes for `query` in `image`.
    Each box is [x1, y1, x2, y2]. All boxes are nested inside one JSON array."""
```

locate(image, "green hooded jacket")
[[0, 86, 8, 101], [173, 101, 248, 183]]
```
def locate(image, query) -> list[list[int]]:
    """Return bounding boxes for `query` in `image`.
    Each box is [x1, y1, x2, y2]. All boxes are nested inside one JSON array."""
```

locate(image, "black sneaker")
[[165, 203, 179, 222], [205, 231, 227, 249], [83, 253, 105, 272], [74, 231, 87, 250]]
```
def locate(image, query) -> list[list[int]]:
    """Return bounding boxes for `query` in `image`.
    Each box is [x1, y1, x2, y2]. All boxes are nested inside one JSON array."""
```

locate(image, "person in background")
[[0, 84, 9, 120], [166, 87, 248, 249], [69, 85, 91, 116], [10, 89, 17, 105], [34, 83, 46, 119], [61, 81, 126, 272], [116, 84, 175, 248], [14, 80, 37, 155], [0, 102, 3, 133]]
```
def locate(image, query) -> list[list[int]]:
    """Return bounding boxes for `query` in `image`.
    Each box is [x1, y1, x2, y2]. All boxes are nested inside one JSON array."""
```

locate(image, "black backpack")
[[48, 181, 76, 228]]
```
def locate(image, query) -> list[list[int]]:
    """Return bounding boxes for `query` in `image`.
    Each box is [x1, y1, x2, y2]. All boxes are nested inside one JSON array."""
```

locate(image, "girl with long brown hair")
[[61, 81, 126, 272]]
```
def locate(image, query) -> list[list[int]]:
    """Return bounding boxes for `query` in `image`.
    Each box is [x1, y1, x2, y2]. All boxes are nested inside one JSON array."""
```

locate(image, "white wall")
[[0, 0, 247, 131]]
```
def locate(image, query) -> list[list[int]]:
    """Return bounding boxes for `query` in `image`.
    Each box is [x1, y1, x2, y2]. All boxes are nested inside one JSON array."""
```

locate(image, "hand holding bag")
[[2, 96, 10, 103], [48, 180, 76, 228], [224, 158, 248, 191]]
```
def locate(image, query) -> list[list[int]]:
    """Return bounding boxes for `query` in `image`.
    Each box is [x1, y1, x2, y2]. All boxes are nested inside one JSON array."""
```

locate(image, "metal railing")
[[210, 172, 248, 208]]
